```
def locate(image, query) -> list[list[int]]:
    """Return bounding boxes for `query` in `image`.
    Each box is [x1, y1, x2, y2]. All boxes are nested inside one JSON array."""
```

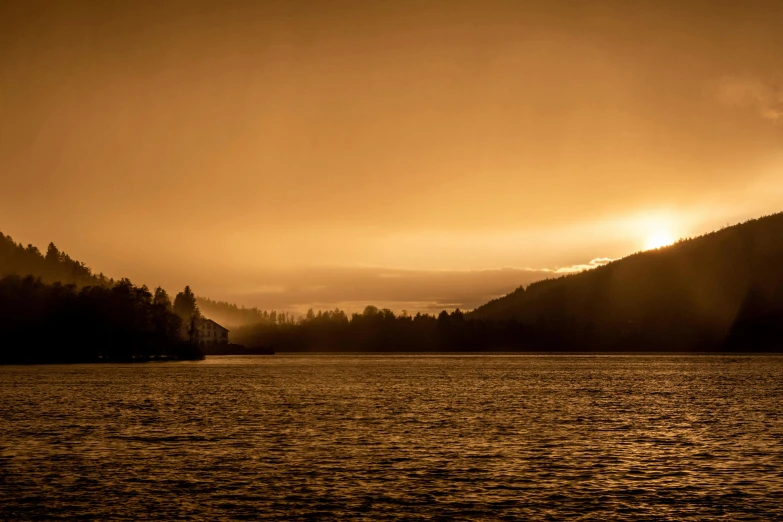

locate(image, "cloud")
[[554, 257, 615, 274], [716, 76, 783, 125], [203, 258, 619, 316], [212, 266, 552, 315]]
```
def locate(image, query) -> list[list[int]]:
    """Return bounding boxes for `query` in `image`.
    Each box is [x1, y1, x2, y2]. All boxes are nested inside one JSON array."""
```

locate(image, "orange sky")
[[1, 0, 782, 313]]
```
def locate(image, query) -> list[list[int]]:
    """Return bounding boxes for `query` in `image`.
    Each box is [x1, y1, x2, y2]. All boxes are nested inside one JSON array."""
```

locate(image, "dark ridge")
[[469, 212, 783, 350]]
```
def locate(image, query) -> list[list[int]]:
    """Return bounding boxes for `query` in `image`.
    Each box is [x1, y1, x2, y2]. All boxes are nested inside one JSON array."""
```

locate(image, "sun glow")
[[644, 230, 675, 250]]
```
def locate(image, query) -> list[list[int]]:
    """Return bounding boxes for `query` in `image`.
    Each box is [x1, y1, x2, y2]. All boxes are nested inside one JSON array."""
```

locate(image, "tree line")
[[229, 306, 520, 352]]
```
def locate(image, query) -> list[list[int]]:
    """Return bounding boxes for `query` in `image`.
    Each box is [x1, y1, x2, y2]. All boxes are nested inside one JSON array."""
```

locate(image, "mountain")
[[470, 212, 783, 351]]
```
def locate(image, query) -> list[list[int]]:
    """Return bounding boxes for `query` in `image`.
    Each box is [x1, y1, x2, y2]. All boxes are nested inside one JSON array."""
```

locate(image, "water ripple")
[[1, 355, 783, 519]]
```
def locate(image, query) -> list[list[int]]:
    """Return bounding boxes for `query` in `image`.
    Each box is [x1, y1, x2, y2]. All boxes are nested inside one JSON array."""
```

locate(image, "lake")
[[2, 355, 783, 520]]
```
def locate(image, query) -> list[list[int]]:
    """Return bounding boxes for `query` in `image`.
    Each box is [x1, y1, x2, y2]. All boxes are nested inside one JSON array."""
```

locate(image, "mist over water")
[[2, 355, 782, 519]]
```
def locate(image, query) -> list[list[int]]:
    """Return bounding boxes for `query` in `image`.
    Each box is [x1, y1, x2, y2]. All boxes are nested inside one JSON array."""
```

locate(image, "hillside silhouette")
[[229, 213, 783, 352], [471, 212, 783, 351], [4, 212, 783, 355], [0, 232, 204, 363]]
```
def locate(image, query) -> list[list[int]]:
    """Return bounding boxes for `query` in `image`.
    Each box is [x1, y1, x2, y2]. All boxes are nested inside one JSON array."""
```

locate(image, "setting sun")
[[3, 1, 783, 520], [644, 231, 675, 250]]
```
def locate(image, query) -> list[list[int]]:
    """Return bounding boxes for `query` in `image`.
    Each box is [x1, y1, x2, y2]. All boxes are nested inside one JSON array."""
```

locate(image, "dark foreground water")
[[2, 355, 783, 520]]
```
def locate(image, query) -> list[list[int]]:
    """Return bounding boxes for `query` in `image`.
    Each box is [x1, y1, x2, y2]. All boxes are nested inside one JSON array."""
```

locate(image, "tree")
[[173, 286, 199, 319], [45, 243, 60, 264], [174, 285, 201, 343], [153, 287, 172, 309]]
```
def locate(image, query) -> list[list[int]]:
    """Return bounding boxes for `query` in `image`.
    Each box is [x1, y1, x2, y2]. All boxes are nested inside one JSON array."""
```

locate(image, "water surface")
[[2, 355, 783, 519]]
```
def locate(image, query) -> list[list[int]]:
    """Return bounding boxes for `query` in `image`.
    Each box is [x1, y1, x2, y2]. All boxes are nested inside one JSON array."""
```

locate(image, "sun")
[[644, 230, 675, 250]]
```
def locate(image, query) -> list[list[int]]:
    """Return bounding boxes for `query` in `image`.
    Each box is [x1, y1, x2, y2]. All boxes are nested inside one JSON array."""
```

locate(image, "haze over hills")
[[3, 212, 783, 353], [196, 296, 291, 330], [224, 212, 783, 352], [0, 233, 272, 328]]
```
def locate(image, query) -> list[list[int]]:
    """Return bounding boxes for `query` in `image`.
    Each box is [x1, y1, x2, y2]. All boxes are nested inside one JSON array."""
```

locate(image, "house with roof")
[[198, 318, 229, 345]]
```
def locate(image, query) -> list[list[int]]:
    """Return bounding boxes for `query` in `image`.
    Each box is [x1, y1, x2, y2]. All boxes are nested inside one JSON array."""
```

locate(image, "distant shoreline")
[[231, 351, 783, 356], [231, 349, 783, 355], [6, 351, 782, 365]]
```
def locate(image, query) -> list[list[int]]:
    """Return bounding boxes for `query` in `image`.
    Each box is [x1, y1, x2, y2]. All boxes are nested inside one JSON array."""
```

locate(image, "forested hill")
[[0, 233, 104, 287], [470, 212, 783, 350], [0, 232, 277, 329], [0, 232, 204, 363]]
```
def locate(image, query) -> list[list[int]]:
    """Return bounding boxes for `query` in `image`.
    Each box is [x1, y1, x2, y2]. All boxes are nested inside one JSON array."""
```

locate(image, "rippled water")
[[2, 355, 783, 520]]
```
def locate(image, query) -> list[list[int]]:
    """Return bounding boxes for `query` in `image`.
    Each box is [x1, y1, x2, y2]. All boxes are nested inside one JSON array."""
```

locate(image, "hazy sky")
[[2, 0, 782, 313]]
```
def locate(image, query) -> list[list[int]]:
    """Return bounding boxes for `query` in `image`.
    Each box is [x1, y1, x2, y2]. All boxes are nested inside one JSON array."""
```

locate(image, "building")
[[198, 318, 229, 345]]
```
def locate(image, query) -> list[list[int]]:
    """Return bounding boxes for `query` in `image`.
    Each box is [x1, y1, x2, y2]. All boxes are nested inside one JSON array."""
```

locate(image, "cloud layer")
[[217, 266, 553, 315]]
